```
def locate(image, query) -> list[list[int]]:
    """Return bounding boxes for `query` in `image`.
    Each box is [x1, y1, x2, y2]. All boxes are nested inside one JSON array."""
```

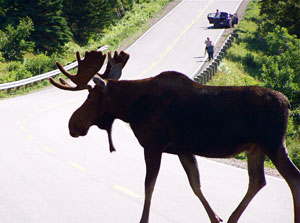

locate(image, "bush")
[[0, 17, 34, 61], [288, 142, 300, 170], [0, 52, 4, 63], [24, 53, 58, 76], [7, 61, 32, 81], [243, 52, 256, 67]]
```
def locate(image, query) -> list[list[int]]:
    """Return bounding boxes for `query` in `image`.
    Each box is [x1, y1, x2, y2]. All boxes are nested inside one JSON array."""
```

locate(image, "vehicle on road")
[[207, 11, 238, 28]]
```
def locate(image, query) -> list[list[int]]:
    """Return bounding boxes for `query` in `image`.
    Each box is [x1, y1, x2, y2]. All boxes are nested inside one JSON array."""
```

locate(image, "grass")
[[207, 0, 300, 169], [0, 0, 172, 98], [208, 59, 262, 86]]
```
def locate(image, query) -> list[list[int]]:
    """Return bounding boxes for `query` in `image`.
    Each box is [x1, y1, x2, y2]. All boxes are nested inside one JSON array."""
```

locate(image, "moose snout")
[[69, 128, 80, 137], [69, 125, 89, 137]]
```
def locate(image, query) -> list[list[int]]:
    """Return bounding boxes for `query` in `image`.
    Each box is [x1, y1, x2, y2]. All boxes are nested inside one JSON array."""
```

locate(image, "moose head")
[[49, 50, 130, 152], [49, 49, 300, 223]]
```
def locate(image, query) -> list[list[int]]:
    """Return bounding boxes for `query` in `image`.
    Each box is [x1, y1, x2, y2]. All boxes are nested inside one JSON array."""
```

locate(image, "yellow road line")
[[113, 185, 142, 198], [141, 1, 212, 76], [36, 99, 80, 113], [26, 134, 34, 140], [68, 162, 86, 172], [41, 146, 53, 153], [20, 125, 26, 132]]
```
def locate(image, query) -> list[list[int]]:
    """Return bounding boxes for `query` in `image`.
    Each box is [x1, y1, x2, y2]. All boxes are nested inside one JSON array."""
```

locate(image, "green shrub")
[[243, 52, 256, 67], [7, 61, 32, 81], [96, 0, 170, 50], [235, 152, 246, 160], [0, 52, 4, 63], [288, 142, 300, 170], [0, 17, 34, 61], [291, 106, 300, 124], [24, 53, 58, 76]]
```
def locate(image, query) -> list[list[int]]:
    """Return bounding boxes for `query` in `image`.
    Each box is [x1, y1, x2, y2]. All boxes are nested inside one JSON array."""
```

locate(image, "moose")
[[50, 50, 300, 223]]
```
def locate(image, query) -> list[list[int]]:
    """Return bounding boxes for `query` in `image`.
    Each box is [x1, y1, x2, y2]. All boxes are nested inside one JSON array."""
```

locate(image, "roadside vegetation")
[[0, 0, 172, 98], [209, 0, 300, 168]]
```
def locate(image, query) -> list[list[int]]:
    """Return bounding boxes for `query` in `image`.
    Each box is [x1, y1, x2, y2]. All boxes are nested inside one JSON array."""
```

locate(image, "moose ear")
[[93, 76, 107, 87], [107, 63, 123, 80]]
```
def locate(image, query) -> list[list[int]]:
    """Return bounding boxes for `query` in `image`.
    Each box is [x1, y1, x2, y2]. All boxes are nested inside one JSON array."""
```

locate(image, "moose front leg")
[[139, 150, 162, 223], [179, 154, 223, 223]]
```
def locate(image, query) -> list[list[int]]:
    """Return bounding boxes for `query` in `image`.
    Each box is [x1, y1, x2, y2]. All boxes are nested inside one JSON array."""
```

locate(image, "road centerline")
[[140, 0, 213, 77]]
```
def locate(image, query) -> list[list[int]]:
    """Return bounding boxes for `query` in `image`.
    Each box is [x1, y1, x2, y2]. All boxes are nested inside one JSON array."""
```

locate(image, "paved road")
[[0, 0, 294, 222]]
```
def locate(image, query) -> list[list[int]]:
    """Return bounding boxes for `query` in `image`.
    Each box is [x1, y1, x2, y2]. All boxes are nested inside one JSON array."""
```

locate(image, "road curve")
[[0, 0, 293, 222]]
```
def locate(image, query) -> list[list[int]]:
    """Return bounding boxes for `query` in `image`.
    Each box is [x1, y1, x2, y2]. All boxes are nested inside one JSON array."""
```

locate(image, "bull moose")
[[49, 50, 300, 223]]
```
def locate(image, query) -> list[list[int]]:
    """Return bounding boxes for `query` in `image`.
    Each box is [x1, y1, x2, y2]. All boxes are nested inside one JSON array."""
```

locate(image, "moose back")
[[50, 50, 300, 223]]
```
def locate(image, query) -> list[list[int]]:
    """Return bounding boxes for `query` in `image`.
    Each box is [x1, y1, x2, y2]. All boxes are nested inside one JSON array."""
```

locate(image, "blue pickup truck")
[[207, 12, 238, 28]]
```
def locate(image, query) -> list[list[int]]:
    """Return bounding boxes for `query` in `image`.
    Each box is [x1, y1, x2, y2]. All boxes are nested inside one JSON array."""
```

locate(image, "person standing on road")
[[204, 37, 212, 56], [207, 44, 214, 61]]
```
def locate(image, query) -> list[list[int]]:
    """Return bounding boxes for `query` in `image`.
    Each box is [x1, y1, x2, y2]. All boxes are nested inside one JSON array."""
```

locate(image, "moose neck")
[[105, 79, 150, 123]]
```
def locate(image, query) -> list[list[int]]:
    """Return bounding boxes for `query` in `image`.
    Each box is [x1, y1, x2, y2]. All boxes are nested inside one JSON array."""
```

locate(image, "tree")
[[261, 26, 300, 108], [259, 0, 300, 38], [0, 17, 35, 61], [63, 0, 117, 45], [3, 0, 72, 54]]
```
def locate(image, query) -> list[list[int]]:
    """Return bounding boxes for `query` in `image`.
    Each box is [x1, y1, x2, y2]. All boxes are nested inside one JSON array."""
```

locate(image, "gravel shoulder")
[[208, 157, 282, 178]]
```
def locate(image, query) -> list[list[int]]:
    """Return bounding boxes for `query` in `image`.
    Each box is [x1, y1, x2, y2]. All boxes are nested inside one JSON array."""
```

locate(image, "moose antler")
[[49, 50, 106, 91], [98, 50, 130, 80]]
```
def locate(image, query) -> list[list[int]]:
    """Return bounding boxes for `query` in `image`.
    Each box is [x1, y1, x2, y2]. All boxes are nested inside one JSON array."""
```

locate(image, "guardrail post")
[[194, 76, 200, 83], [219, 51, 225, 58], [232, 33, 238, 38], [209, 65, 215, 78], [199, 75, 204, 84], [221, 47, 227, 54], [216, 55, 222, 62], [212, 62, 218, 72], [207, 67, 211, 80], [191, 32, 239, 83], [196, 75, 202, 84], [203, 70, 209, 83]]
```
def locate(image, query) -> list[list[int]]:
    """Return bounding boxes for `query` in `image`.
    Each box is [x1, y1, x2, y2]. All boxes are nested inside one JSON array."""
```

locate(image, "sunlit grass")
[[207, 0, 300, 169], [208, 59, 261, 86], [0, 0, 171, 98]]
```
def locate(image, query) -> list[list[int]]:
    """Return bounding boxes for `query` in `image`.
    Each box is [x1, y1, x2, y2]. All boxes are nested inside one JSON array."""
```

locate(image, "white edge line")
[[191, 0, 244, 78], [126, 0, 185, 51]]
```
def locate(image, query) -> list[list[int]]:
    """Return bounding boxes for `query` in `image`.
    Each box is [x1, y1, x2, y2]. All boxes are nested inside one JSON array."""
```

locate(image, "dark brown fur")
[[69, 71, 300, 223]]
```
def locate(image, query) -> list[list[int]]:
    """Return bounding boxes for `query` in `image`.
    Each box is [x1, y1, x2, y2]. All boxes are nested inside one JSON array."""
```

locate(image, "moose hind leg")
[[268, 145, 300, 223], [228, 148, 266, 223], [178, 154, 223, 223]]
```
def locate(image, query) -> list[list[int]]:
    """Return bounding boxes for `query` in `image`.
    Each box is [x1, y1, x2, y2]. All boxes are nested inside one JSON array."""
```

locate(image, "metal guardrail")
[[0, 45, 109, 91], [1, 33, 236, 91], [193, 33, 238, 84]]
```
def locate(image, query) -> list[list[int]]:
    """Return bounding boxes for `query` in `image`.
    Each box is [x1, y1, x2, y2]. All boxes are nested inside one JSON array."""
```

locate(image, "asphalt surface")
[[0, 0, 294, 222]]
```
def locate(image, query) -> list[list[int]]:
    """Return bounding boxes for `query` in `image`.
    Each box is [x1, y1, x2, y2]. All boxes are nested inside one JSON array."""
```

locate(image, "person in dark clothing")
[[207, 44, 214, 61], [204, 37, 212, 56]]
